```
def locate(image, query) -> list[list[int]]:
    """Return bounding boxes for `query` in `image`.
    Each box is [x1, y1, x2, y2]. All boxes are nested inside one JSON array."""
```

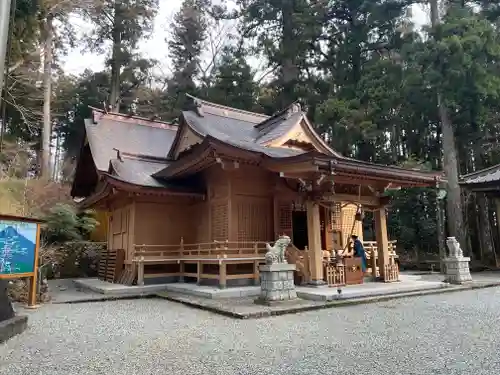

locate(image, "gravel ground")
[[1, 287, 500, 375]]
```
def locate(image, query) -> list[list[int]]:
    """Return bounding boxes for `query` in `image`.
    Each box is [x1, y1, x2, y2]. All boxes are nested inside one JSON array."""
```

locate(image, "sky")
[[62, 1, 429, 76]]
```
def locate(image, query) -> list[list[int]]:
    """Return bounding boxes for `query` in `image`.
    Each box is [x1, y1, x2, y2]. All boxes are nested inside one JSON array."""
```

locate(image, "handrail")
[[132, 240, 271, 260]]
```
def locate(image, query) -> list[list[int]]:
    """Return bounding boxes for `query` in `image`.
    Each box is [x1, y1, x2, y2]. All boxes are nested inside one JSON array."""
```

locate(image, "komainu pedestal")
[[444, 237, 472, 284], [255, 235, 298, 305]]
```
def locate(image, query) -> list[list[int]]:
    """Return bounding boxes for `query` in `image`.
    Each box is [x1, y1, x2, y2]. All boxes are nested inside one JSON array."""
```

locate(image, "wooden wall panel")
[[234, 196, 272, 242], [108, 204, 134, 260], [192, 202, 210, 243], [211, 201, 228, 241], [134, 201, 193, 246]]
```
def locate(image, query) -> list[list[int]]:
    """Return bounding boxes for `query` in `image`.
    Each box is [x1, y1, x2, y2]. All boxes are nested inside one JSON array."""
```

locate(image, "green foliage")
[[43, 203, 99, 244]]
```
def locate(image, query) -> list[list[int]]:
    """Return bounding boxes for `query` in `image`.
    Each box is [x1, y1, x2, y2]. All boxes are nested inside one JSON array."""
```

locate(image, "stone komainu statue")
[[265, 235, 291, 264]]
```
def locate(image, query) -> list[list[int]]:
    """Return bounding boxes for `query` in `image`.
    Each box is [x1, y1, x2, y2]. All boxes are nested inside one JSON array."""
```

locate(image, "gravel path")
[[2, 287, 500, 375]]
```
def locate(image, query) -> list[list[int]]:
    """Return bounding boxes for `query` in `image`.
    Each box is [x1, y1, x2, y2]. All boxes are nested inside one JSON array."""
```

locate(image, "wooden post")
[[253, 260, 260, 285], [197, 261, 202, 285], [306, 200, 325, 285], [27, 223, 41, 307], [137, 261, 144, 286], [179, 260, 185, 282], [374, 207, 389, 281], [370, 246, 377, 279], [219, 261, 227, 289]]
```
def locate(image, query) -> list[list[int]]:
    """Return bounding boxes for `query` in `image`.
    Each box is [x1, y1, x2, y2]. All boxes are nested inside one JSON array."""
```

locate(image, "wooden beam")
[[321, 193, 380, 207], [216, 157, 240, 171], [267, 161, 318, 174]]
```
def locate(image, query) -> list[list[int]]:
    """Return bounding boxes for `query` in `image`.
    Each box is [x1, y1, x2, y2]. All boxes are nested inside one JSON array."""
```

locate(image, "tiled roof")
[[460, 164, 500, 185], [181, 97, 310, 158], [109, 157, 170, 187], [85, 114, 177, 172]]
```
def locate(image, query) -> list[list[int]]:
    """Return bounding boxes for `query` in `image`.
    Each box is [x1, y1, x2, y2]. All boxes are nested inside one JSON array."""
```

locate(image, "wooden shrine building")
[[71, 96, 441, 287]]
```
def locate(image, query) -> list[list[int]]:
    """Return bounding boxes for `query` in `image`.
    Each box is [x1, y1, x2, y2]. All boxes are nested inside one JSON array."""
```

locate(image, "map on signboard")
[[0, 220, 37, 275]]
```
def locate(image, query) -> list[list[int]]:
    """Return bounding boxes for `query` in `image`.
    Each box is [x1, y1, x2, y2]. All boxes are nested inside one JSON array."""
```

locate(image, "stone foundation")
[[0, 315, 28, 344], [255, 263, 297, 305], [444, 237, 472, 284]]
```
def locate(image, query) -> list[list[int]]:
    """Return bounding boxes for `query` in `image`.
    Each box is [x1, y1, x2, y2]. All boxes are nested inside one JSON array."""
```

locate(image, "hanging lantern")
[[354, 205, 364, 221]]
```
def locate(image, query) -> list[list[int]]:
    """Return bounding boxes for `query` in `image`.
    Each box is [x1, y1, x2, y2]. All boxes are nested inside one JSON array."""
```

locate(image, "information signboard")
[[0, 220, 37, 275], [0, 215, 42, 307]]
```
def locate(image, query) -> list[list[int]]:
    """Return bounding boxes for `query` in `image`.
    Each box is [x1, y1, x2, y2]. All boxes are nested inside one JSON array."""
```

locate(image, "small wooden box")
[[344, 257, 364, 285]]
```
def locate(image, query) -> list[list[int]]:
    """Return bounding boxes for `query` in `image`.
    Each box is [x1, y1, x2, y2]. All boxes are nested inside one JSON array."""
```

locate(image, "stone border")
[[156, 282, 500, 320], [0, 315, 28, 344]]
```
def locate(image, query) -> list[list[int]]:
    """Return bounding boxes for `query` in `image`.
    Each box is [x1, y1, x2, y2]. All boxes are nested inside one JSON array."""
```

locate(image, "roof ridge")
[[185, 94, 269, 120], [90, 106, 177, 128], [118, 151, 169, 163], [461, 163, 500, 179], [254, 102, 302, 129]]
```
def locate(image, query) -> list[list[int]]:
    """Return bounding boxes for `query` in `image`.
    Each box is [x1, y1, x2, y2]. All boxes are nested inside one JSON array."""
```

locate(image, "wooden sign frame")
[[0, 214, 44, 307]]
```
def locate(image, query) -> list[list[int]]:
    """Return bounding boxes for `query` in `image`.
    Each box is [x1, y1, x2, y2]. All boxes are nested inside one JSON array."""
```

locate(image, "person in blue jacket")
[[351, 235, 367, 273]]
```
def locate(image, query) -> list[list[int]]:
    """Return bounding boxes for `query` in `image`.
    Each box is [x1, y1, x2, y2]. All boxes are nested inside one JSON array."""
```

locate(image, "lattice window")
[[329, 203, 342, 231], [278, 202, 292, 236], [237, 199, 271, 242], [211, 202, 228, 241]]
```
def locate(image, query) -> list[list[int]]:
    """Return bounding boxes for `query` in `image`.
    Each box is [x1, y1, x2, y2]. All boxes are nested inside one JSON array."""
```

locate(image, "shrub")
[[42, 203, 99, 244]]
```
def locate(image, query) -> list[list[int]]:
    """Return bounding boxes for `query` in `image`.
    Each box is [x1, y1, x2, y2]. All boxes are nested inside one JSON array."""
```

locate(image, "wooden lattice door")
[[276, 201, 293, 239]]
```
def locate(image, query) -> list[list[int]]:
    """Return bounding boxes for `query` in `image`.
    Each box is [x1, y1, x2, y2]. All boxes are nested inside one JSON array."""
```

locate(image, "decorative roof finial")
[[193, 98, 204, 117], [286, 102, 302, 118], [112, 148, 123, 162]]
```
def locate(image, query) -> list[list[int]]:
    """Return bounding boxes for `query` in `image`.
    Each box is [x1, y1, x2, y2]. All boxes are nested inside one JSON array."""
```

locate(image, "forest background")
[[3, 0, 500, 267]]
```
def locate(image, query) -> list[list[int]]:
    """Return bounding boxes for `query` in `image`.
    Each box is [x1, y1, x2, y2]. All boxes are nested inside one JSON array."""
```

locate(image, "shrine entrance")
[[291, 210, 308, 250]]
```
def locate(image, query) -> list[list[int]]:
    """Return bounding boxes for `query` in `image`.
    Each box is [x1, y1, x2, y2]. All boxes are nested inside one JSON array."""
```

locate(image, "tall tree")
[[83, 0, 159, 112], [165, 0, 210, 119]]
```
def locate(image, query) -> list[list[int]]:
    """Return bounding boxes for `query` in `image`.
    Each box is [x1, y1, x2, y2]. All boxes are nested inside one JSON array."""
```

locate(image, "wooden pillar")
[[306, 200, 325, 285], [253, 260, 260, 285], [137, 262, 144, 286], [374, 207, 389, 281], [219, 261, 227, 289]]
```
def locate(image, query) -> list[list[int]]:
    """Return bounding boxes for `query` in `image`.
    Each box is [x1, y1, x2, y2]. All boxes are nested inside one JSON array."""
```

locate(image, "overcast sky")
[[61, 2, 429, 76]]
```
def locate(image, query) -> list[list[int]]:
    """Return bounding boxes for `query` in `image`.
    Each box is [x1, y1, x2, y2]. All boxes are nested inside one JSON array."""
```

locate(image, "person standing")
[[351, 235, 367, 273]]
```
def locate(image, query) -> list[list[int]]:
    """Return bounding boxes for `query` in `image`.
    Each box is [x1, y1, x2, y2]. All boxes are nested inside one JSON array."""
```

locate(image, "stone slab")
[[296, 279, 448, 301], [157, 280, 500, 319], [0, 315, 28, 343], [73, 278, 169, 296], [259, 263, 296, 272], [163, 283, 261, 299]]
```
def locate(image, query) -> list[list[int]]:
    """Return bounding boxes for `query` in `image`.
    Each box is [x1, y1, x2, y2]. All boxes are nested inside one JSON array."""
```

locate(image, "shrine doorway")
[[292, 210, 308, 250]]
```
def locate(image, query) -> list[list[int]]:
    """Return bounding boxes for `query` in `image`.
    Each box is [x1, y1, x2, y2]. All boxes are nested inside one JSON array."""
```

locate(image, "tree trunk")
[[440, 100, 465, 245], [40, 14, 54, 179], [477, 194, 494, 262], [280, 1, 298, 107], [109, 5, 121, 113], [430, 0, 465, 249]]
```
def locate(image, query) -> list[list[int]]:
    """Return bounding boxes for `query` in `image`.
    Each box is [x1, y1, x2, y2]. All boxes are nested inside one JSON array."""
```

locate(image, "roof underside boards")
[[460, 164, 500, 187], [85, 115, 177, 172]]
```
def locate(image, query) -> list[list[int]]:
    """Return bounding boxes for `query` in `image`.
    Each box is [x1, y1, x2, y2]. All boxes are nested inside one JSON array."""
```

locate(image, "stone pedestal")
[[444, 237, 472, 284], [255, 263, 297, 305]]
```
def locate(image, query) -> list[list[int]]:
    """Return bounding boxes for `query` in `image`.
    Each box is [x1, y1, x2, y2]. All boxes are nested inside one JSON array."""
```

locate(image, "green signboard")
[[0, 220, 37, 275]]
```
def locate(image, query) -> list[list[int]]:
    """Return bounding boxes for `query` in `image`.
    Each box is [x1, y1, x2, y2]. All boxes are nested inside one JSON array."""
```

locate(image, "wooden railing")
[[363, 240, 398, 260], [131, 239, 270, 286], [325, 263, 346, 286], [133, 240, 269, 261], [384, 264, 400, 282]]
